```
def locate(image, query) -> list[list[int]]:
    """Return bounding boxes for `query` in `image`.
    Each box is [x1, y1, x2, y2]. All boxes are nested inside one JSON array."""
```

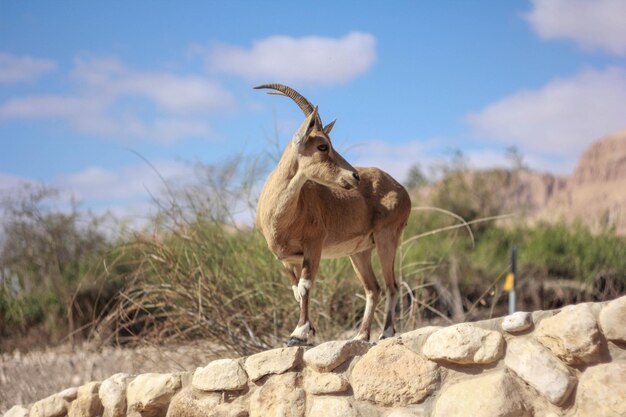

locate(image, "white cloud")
[[0, 95, 104, 119], [72, 57, 234, 113], [0, 57, 232, 143], [525, 0, 626, 55], [56, 161, 194, 202], [0, 162, 195, 231], [204, 32, 376, 85], [0, 52, 57, 83], [0, 172, 35, 191], [466, 67, 626, 165], [349, 139, 432, 183], [464, 149, 573, 175]]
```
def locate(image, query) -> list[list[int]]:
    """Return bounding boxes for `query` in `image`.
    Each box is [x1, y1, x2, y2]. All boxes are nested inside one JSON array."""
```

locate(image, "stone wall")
[[4, 296, 625, 417]]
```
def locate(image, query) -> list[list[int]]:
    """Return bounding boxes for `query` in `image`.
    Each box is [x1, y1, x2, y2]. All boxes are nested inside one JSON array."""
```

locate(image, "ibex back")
[[255, 84, 411, 346]]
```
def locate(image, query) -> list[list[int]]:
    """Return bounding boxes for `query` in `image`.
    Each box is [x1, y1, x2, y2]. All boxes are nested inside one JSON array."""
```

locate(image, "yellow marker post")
[[503, 272, 514, 292], [507, 246, 517, 314]]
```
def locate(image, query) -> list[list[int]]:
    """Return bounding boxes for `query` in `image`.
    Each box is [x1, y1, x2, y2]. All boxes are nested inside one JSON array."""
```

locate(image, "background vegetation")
[[1, 154, 624, 355]]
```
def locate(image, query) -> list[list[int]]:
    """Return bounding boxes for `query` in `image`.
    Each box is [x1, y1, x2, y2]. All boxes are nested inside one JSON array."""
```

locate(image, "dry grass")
[[0, 340, 228, 412]]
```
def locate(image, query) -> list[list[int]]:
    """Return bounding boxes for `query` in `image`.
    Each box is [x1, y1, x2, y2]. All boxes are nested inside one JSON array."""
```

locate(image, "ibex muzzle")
[[255, 83, 411, 347]]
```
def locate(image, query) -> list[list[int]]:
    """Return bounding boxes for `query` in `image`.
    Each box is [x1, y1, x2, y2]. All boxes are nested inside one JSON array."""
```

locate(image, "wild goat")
[[255, 84, 411, 346]]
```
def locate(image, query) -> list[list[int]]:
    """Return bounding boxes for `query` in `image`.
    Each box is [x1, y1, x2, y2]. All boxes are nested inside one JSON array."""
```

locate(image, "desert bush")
[[2, 156, 625, 354], [96, 153, 626, 354], [0, 185, 111, 347], [95, 158, 368, 354]]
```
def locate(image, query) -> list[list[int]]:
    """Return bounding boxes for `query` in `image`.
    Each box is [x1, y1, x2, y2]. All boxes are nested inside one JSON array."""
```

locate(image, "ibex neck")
[[269, 150, 306, 223]]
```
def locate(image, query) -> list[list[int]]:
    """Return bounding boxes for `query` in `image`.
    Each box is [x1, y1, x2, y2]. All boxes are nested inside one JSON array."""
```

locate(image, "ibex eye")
[[317, 144, 329, 152]]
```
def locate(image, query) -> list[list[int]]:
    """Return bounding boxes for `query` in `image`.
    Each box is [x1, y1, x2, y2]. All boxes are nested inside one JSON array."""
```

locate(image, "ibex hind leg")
[[349, 249, 381, 342], [374, 228, 402, 340]]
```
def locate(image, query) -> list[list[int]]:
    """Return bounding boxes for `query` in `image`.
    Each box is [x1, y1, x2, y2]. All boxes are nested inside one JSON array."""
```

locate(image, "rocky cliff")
[[535, 130, 626, 235], [4, 296, 625, 417]]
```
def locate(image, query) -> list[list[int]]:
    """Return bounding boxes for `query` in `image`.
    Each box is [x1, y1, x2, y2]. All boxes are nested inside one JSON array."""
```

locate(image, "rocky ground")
[[0, 341, 227, 413]]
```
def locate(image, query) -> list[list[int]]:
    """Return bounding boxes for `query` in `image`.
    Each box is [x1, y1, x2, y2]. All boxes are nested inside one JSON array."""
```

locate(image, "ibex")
[[255, 84, 411, 346]]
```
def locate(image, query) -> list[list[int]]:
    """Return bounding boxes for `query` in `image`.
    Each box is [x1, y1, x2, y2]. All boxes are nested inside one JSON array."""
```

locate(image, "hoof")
[[287, 336, 311, 347], [353, 333, 370, 342], [379, 328, 396, 340]]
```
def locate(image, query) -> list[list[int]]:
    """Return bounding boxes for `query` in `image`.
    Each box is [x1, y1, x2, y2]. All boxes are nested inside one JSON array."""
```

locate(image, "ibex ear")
[[293, 107, 319, 148], [323, 119, 336, 135]]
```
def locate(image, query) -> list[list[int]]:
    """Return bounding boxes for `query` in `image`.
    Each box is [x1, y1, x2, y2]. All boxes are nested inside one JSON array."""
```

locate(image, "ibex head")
[[255, 84, 360, 190]]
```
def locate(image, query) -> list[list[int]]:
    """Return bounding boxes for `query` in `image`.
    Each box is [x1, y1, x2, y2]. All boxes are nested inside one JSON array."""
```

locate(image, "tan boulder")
[[244, 347, 302, 382], [351, 341, 439, 406], [505, 338, 576, 405], [598, 295, 626, 342], [573, 363, 626, 417], [502, 311, 533, 333], [399, 326, 441, 354], [250, 372, 306, 417], [308, 396, 359, 417], [535, 303, 602, 364], [432, 371, 530, 417], [303, 340, 371, 372], [126, 373, 181, 417], [67, 382, 102, 417], [165, 388, 246, 417], [29, 395, 68, 417], [249, 372, 305, 417], [422, 323, 504, 364], [192, 359, 248, 392], [303, 371, 349, 395], [386, 409, 425, 417], [99, 373, 131, 417], [57, 388, 78, 403], [3, 406, 29, 417]]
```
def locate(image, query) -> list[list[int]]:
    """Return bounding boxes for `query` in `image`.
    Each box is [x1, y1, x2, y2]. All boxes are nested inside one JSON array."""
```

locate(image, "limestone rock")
[[573, 363, 626, 417], [303, 340, 371, 372], [505, 338, 576, 405], [29, 395, 68, 417], [218, 406, 247, 417], [192, 359, 248, 392], [351, 341, 439, 406], [249, 372, 305, 417], [68, 382, 102, 417], [303, 372, 349, 394], [308, 397, 358, 417], [535, 303, 602, 364], [353, 401, 383, 417], [99, 373, 131, 417], [399, 326, 441, 354], [244, 347, 302, 382], [599, 295, 626, 342], [422, 323, 504, 364], [502, 311, 533, 333], [126, 373, 181, 417], [57, 388, 78, 403], [387, 410, 425, 417], [432, 371, 530, 417], [3, 406, 29, 417], [165, 388, 236, 417]]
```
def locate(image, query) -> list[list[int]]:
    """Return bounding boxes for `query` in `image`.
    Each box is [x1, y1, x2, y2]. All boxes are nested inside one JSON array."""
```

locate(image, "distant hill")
[[416, 129, 626, 235], [535, 129, 626, 235]]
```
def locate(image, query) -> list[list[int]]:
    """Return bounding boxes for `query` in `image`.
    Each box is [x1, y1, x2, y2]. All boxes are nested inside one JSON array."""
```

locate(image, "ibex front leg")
[[287, 244, 321, 347]]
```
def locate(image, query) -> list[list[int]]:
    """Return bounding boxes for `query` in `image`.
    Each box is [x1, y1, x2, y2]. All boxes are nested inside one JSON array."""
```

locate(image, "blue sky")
[[1, 0, 626, 224]]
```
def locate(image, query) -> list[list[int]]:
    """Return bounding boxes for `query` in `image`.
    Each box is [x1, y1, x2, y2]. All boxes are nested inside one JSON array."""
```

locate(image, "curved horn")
[[254, 83, 316, 118]]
